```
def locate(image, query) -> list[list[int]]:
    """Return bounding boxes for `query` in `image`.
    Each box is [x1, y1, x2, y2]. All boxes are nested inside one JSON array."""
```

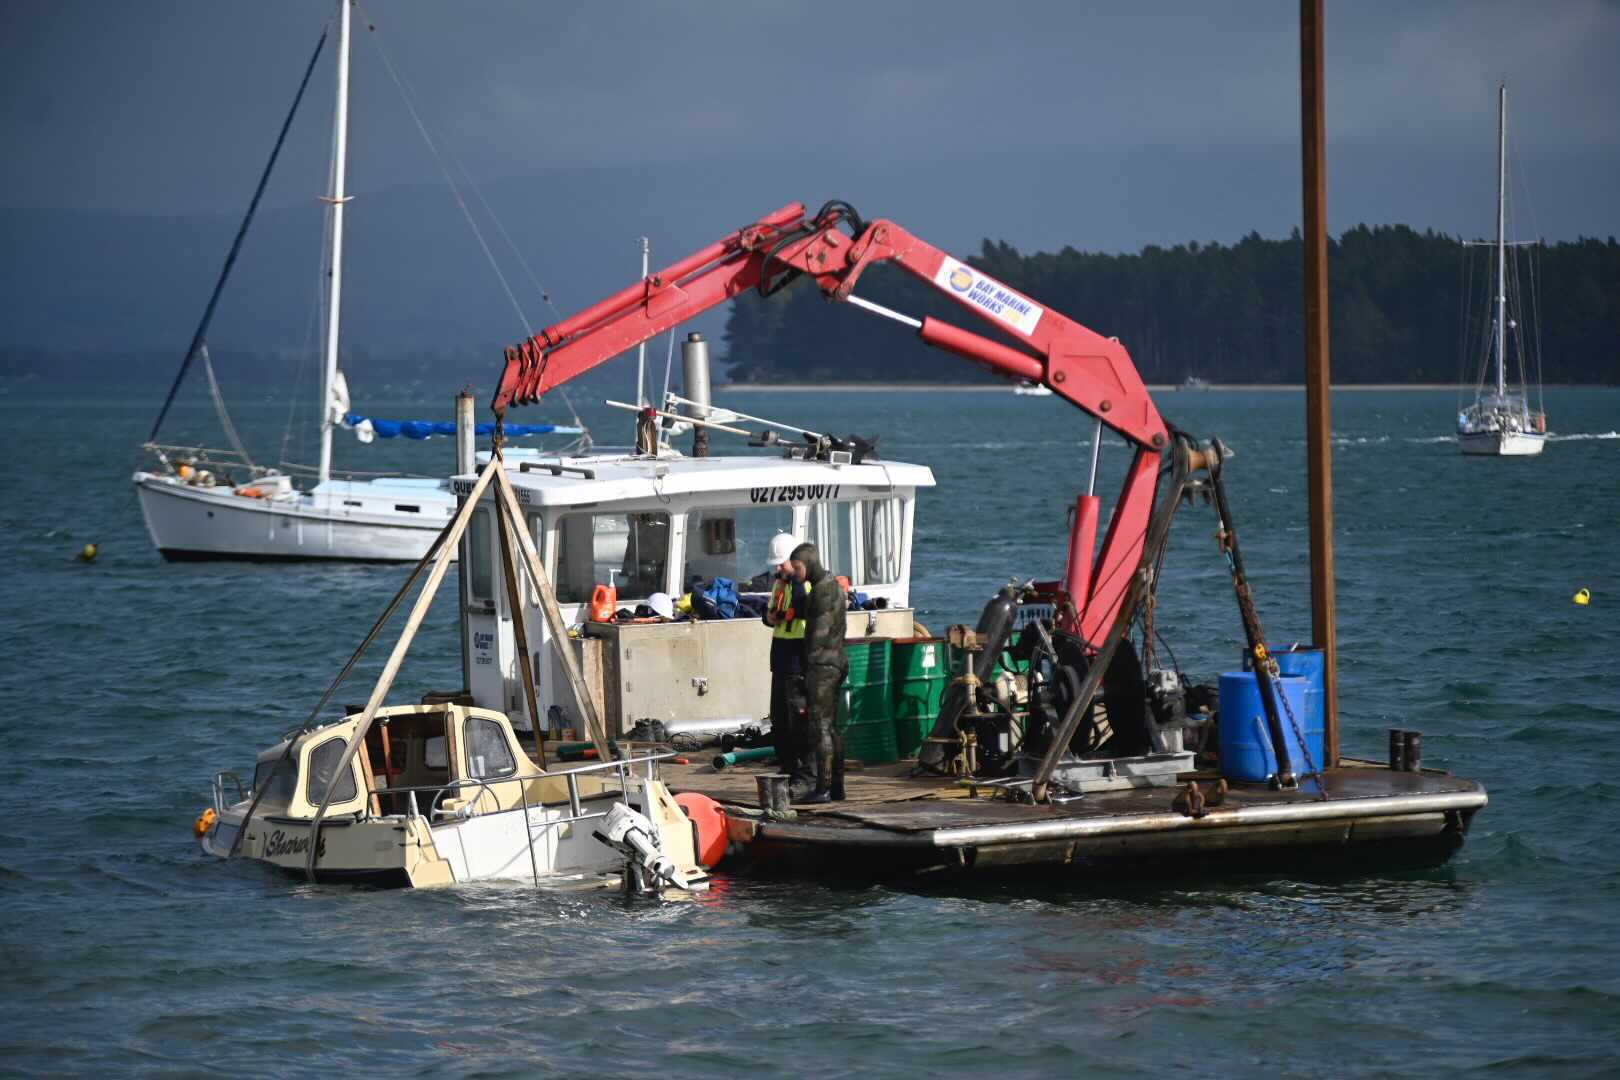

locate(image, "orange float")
[[673, 791, 728, 868]]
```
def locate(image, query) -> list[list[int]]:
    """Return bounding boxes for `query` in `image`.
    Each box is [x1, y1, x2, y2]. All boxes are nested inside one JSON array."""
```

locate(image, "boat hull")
[[1457, 429, 1546, 456], [199, 777, 704, 891], [134, 472, 451, 562]]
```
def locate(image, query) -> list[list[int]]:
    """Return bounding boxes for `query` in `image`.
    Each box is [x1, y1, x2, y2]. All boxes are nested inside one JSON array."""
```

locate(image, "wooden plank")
[[303, 456, 499, 880], [492, 464, 612, 761]]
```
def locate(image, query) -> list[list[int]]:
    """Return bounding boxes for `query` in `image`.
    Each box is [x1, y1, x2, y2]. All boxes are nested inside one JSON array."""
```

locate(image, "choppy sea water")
[[1, 383, 1616, 1077]]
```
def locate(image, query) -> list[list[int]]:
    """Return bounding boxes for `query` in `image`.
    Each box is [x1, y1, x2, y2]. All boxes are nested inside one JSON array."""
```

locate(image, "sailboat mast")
[[1494, 83, 1507, 399], [318, 0, 352, 486]]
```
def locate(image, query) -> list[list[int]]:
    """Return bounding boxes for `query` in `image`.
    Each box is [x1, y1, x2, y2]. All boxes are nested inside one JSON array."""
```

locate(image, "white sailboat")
[[133, 1, 579, 561], [1457, 85, 1546, 457]]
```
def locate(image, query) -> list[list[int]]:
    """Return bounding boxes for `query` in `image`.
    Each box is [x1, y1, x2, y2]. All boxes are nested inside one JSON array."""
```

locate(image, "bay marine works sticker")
[[933, 255, 1044, 337]]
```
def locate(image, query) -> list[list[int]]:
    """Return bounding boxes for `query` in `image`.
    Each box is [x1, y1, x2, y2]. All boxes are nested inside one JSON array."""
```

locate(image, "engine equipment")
[[1146, 668, 1189, 754], [594, 802, 699, 894], [919, 585, 1022, 773]]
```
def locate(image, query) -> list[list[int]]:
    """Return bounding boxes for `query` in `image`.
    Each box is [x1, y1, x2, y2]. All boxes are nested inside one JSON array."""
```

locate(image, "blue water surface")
[[1, 382, 1616, 1077]]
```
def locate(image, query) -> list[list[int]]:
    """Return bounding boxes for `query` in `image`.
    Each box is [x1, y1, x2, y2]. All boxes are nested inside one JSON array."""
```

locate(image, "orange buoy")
[[193, 807, 217, 838], [674, 791, 728, 868]]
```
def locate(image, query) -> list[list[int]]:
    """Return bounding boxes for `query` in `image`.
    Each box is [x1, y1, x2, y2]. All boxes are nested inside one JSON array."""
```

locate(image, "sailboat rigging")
[[1456, 84, 1547, 457], [133, 0, 582, 561]]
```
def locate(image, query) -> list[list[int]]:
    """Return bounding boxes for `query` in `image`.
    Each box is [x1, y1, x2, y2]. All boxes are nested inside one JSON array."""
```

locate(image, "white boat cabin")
[[455, 446, 936, 735]]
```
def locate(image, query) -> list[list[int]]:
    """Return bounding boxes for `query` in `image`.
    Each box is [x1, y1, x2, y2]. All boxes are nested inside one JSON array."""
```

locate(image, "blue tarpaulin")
[[343, 414, 581, 440]]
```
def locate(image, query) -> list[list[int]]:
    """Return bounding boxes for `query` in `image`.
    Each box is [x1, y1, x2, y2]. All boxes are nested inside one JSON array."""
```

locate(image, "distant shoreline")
[[717, 382, 1538, 393]]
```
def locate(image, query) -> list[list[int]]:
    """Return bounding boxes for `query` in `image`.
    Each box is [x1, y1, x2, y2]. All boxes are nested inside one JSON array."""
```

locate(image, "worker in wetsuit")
[[763, 533, 810, 788], [790, 541, 848, 804]]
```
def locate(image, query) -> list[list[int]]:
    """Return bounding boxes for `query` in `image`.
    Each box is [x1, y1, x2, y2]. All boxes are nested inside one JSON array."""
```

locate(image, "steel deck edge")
[[745, 787, 1487, 849]]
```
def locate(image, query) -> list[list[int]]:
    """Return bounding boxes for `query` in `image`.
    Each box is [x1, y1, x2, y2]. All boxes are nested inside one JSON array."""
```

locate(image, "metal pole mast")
[[1300, 0, 1339, 765], [318, 0, 352, 485], [636, 237, 650, 406], [1494, 84, 1508, 399]]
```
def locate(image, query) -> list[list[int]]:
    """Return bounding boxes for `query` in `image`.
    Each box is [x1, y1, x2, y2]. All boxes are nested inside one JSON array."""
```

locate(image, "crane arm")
[[490, 200, 1169, 643]]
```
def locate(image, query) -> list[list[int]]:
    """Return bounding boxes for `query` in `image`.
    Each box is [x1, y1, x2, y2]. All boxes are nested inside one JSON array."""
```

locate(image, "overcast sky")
[[5, 1, 1617, 278]]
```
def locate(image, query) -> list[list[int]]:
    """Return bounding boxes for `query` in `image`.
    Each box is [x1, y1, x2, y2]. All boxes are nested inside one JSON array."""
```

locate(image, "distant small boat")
[[1013, 381, 1053, 396], [1457, 85, 1546, 457], [1179, 376, 1211, 391]]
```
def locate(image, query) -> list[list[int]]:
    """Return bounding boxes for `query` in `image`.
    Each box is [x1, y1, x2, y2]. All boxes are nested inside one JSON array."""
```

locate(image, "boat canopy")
[[343, 413, 581, 440]]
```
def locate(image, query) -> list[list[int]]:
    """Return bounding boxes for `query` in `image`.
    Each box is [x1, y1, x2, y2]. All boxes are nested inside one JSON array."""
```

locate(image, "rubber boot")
[[796, 751, 835, 805], [829, 728, 846, 801], [788, 770, 820, 803], [787, 715, 820, 802]]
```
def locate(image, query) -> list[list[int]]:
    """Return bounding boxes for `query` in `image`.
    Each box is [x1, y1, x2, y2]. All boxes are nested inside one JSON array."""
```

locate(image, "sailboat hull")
[[1457, 430, 1546, 456], [134, 472, 453, 562]]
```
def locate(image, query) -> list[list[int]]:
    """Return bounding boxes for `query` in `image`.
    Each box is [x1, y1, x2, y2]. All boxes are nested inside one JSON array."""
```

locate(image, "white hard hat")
[[648, 592, 675, 619], [767, 532, 798, 567]]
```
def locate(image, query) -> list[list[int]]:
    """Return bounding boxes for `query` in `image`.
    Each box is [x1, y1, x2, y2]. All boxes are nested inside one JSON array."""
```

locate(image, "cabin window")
[[467, 508, 495, 606], [305, 737, 358, 806], [555, 511, 670, 603], [251, 757, 298, 807], [808, 502, 855, 580], [423, 735, 448, 770], [518, 512, 546, 608], [683, 506, 793, 593], [465, 717, 517, 779], [860, 497, 902, 585]]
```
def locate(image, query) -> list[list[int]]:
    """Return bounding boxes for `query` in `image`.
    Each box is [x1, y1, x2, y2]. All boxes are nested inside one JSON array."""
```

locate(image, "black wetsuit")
[[794, 543, 848, 800]]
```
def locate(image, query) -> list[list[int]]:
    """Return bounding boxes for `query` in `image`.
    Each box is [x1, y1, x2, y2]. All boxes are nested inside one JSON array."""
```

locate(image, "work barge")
[[199, 191, 1486, 891], [666, 761, 1485, 876]]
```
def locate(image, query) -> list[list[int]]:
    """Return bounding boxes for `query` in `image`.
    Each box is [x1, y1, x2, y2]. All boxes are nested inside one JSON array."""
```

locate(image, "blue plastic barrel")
[[1240, 647, 1325, 766], [1273, 649, 1324, 751], [1218, 672, 1321, 782]]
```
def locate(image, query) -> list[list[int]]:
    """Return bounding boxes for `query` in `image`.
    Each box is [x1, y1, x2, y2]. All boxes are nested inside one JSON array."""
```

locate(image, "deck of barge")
[[662, 757, 1488, 874]]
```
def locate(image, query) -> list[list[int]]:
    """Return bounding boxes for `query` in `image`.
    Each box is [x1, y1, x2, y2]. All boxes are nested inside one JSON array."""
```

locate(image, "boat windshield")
[[251, 756, 297, 807], [683, 505, 793, 593], [860, 498, 902, 585], [555, 511, 670, 603], [305, 737, 358, 806]]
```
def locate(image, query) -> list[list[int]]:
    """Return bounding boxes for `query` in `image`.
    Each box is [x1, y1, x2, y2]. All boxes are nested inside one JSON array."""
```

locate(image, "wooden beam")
[[304, 455, 500, 880], [494, 480, 548, 769], [1301, 0, 1339, 766], [491, 465, 615, 762]]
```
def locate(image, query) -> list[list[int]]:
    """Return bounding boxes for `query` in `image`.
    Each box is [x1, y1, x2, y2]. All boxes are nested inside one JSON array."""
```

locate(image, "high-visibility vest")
[[770, 579, 810, 640]]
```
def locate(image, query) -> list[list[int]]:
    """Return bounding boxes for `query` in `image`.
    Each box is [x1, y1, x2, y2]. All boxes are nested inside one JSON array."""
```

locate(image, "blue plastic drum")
[[1218, 671, 1322, 783]]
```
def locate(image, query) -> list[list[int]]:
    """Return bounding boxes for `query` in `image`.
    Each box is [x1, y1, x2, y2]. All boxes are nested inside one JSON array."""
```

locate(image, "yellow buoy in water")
[[77, 543, 98, 563], [1573, 588, 1591, 606]]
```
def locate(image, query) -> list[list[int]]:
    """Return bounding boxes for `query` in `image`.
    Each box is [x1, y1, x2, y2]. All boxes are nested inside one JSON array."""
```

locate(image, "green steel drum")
[[890, 638, 948, 758], [838, 638, 897, 764]]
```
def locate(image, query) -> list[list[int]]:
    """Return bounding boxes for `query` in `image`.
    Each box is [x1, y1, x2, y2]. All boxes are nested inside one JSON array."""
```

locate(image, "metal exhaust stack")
[[682, 332, 713, 458], [455, 388, 476, 696], [455, 388, 476, 476]]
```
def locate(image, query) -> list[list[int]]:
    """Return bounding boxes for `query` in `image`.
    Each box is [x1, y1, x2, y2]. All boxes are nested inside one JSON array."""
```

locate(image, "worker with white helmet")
[[763, 532, 811, 788]]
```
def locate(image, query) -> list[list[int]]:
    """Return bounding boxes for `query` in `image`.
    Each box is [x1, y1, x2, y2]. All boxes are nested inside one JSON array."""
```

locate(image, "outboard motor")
[[917, 585, 1021, 773]]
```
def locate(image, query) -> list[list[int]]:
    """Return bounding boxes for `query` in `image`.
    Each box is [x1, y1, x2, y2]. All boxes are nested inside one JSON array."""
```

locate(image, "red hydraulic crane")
[[491, 199, 1170, 648]]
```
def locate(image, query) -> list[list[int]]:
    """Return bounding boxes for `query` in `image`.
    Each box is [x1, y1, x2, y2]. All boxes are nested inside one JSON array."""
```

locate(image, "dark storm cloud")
[[4, 1, 1616, 255]]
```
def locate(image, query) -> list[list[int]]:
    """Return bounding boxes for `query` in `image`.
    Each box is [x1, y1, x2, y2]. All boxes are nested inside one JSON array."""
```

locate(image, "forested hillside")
[[722, 227, 1619, 384]]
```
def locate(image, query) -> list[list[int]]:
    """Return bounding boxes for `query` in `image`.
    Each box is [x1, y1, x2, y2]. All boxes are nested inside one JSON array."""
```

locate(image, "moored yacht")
[[135, 0, 580, 561], [1457, 85, 1547, 457]]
